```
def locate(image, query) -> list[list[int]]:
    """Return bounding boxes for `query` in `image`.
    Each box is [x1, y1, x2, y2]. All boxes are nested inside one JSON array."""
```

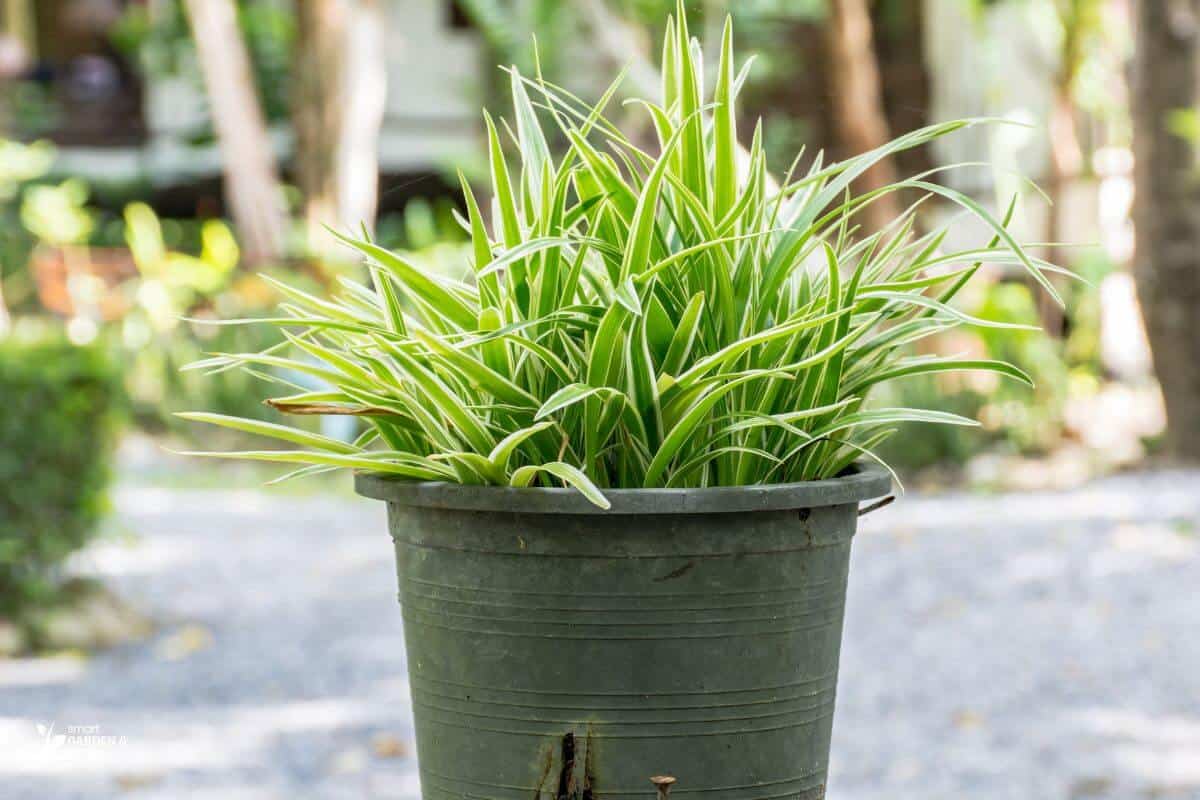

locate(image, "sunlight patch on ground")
[[0, 657, 87, 688], [1075, 708, 1200, 789], [0, 696, 402, 778]]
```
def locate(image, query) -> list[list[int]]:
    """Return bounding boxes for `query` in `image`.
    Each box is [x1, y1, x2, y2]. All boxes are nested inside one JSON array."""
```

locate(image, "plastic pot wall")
[[357, 466, 891, 800]]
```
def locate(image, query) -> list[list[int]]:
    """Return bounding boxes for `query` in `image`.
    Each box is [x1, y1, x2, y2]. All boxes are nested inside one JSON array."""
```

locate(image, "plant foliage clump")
[[184, 6, 1060, 507], [1, 336, 122, 615]]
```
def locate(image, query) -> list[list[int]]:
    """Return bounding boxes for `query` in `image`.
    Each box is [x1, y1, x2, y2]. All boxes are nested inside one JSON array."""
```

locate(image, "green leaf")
[[174, 412, 360, 454], [844, 358, 1034, 395], [510, 461, 611, 509], [477, 236, 580, 278], [811, 408, 981, 440], [618, 119, 691, 283], [331, 232, 478, 330], [373, 335, 496, 454], [645, 370, 785, 488], [858, 289, 1042, 331], [488, 420, 555, 472], [414, 328, 539, 408], [510, 67, 551, 198], [178, 449, 456, 480], [712, 16, 737, 218], [485, 110, 523, 249], [536, 383, 620, 420], [661, 292, 705, 378]]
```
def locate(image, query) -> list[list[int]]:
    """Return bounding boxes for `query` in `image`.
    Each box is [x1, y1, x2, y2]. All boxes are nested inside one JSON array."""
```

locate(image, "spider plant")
[[181, 5, 1061, 508]]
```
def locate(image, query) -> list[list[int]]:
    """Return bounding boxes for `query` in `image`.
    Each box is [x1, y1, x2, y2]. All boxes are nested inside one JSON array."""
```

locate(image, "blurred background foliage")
[[0, 0, 1146, 462], [110, 0, 296, 135], [0, 0, 1186, 620]]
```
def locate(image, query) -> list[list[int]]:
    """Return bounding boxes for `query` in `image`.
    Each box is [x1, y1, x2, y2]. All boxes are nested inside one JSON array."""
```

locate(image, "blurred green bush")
[[0, 141, 291, 436], [0, 335, 123, 619], [877, 256, 1110, 474]]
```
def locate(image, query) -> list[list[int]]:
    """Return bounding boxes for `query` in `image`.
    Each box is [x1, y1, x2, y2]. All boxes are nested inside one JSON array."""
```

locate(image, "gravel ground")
[[2, 470, 1198, 799]]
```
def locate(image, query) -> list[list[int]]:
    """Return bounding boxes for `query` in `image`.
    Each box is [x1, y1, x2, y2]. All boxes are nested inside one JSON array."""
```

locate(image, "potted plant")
[[183, 6, 1059, 797]]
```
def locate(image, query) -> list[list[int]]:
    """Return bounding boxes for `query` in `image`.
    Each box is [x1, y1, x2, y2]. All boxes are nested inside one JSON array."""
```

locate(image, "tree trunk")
[[1040, 82, 1083, 335], [293, 0, 386, 255], [2, 0, 36, 56], [338, 0, 385, 235], [825, 0, 900, 234], [1039, 0, 1088, 336], [183, 0, 287, 265], [293, 0, 347, 244], [1133, 0, 1200, 461]]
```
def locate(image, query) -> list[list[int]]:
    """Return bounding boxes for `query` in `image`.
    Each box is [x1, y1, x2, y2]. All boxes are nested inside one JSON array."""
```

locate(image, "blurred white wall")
[[924, 0, 1055, 195], [377, 0, 481, 173]]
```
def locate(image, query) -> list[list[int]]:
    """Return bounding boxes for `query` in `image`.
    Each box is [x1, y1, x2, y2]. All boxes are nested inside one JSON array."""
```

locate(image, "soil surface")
[[1, 470, 1198, 799]]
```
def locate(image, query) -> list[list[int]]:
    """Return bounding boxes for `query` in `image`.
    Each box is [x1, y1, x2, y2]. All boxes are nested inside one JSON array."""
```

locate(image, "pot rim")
[[354, 462, 892, 515]]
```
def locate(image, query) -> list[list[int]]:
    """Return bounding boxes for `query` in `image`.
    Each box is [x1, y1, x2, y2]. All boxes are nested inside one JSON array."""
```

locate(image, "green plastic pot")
[[357, 465, 892, 800]]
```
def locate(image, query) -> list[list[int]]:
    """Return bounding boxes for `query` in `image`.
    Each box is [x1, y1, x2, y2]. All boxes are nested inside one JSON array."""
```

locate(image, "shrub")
[[0, 335, 122, 616], [183, 5, 1061, 507]]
